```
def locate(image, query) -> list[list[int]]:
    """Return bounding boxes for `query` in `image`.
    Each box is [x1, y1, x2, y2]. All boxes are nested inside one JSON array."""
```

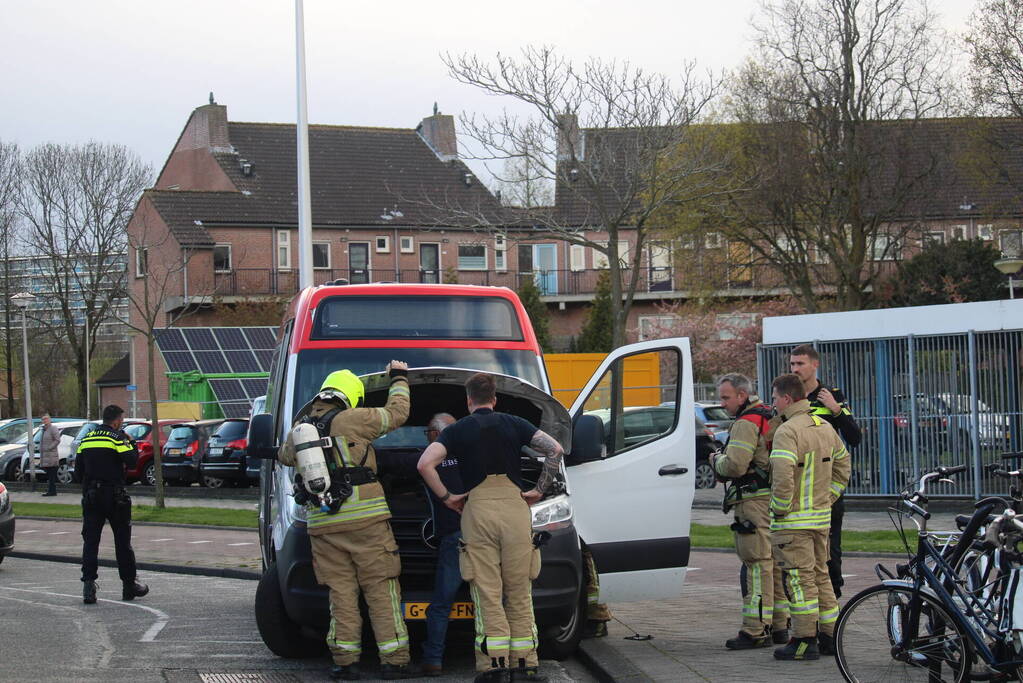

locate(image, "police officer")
[[788, 344, 861, 598], [278, 362, 416, 681], [79, 404, 148, 604], [711, 373, 789, 650], [418, 372, 564, 683], [768, 373, 850, 660]]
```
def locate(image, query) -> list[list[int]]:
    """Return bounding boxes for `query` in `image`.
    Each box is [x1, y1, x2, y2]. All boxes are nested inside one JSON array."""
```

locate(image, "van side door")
[[567, 337, 694, 602]]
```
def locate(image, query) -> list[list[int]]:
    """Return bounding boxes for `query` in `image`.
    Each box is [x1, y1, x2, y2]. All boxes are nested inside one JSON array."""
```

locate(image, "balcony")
[[206, 267, 779, 302]]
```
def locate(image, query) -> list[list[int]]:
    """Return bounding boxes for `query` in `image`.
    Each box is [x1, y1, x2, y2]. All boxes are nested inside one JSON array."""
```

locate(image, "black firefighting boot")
[[122, 580, 149, 601], [772, 627, 790, 644], [725, 630, 770, 650], [773, 636, 820, 661], [380, 663, 421, 679], [473, 670, 511, 683], [511, 658, 548, 681], [330, 663, 361, 680], [818, 632, 836, 656], [83, 580, 97, 604]]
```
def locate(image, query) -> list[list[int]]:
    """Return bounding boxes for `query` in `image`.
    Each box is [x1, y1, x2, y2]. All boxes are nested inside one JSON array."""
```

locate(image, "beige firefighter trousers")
[[460, 474, 540, 672], [582, 545, 612, 622], [310, 519, 409, 666], [734, 496, 790, 637], [772, 527, 838, 638]]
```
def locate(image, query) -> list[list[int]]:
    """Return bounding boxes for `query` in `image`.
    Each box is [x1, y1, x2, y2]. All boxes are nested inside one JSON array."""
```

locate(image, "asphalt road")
[[0, 557, 595, 683]]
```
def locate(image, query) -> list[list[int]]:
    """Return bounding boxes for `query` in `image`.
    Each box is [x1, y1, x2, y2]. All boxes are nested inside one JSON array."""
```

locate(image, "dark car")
[[0, 481, 13, 564], [245, 396, 267, 485], [122, 420, 191, 486], [694, 416, 723, 490], [198, 419, 250, 488], [162, 419, 223, 486]]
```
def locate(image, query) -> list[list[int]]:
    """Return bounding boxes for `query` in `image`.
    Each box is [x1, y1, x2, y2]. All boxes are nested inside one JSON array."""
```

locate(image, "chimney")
[[557, 113, 583, 161], [417, 109, 458, 162], [181, 103, 232, 154]]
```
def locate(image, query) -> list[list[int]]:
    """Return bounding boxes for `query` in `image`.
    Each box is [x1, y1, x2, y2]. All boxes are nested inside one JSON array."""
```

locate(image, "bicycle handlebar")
[[1002, 452, 1023, 461]]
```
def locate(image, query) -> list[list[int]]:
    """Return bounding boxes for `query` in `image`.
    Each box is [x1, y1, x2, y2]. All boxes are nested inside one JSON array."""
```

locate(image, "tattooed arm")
[[524, 429, 564, 504]]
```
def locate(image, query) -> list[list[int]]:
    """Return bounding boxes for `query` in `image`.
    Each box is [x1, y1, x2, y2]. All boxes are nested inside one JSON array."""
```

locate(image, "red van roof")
[[283, 283, 541, 352]]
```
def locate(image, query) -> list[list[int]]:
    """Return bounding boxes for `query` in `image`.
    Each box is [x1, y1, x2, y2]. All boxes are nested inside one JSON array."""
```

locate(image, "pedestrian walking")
[[768, 373, 850, 660], [40, 414, 61, 497], [78, 404, 148, 604], [788, 344, 861, 598], [278, 361, 418, 681], [711, 373, 790, 650], [418, 372, 564, 683]]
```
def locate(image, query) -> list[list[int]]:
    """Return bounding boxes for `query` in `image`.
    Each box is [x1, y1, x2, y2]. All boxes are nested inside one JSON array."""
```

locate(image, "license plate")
[[403, 601, 474, 620], [209, 447, 223, 456], [167, 448, 181, 455]]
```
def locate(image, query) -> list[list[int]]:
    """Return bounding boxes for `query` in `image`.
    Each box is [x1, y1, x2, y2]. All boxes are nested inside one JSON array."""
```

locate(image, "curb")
[[577, 638, 650, 682], [690, 545, 907, 559], [7, 550, 261, 580], [3, 481, 259, 500], [16, 515, 256, 532]]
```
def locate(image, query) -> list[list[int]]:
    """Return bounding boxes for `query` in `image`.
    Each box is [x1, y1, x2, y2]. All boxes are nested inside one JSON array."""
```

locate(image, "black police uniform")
[[78, 425, 140, 588], [807, 382, 861, 598]]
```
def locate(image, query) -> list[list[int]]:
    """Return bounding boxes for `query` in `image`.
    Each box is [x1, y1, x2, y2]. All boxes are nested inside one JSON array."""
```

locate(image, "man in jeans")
[[420, 412, 459, 677]]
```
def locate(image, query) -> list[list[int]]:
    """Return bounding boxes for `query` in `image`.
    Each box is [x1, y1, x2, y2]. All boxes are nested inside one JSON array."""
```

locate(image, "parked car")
[[695, 402, 733, 444], [0, 481, 13, 564], [18, 420, 91, 484], [120, 419, 192, 486], [0, 417, 79, 446], [929, 393, 1012, 447], [162, 419, 224, 486], [637, 404, 723, 489], [245, 396, 267, 485], [694, 416, 724, 490], [893, 394, 949, 451], [69, 420, 146, 484], [198, 418, 250, 488]]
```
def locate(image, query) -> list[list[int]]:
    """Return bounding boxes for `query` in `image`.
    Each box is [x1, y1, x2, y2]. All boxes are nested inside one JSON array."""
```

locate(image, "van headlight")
[[531, 494, 572, 531]]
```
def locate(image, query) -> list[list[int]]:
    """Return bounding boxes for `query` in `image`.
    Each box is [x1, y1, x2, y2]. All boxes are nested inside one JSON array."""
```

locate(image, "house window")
[[951, 224, 968, 241], [213, 244, 232, 273], [135, 248, 148, 278], [458, 244, 487, 270], [399, 236, 414, 253], [593, 241, 630, 269], [978, 224, 993, 241], [716, 312, 760, 340], [638, 315, 678, 341], [923, 231, 945, 247], [679, 235, 696, 250], [570, 244, 586, 271], [495, 236, 507, 272], [518, 244, 533, 272], [376, 236, 390, 253], [872, 234, 900, 261], [276, 230, 291, 270], [312, 242, 331, 270], [704, 232, 724, 249]]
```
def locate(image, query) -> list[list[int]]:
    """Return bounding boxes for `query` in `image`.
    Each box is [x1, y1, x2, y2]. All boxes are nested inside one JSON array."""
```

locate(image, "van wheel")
[[255, 562, 325, 658], [538, 581, 585, 660]]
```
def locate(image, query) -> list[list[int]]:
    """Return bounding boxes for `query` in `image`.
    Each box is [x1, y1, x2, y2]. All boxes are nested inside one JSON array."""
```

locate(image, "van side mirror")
[[567, 414, 604, 465], [248, 413, 278, 460]]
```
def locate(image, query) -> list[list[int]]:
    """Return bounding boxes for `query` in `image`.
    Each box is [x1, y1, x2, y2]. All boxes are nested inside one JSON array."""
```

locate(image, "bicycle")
[[834, 465, 1023, 682]]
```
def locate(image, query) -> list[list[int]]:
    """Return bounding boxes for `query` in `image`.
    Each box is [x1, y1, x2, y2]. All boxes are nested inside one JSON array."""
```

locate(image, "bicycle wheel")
[[835, 584, 972, 683]]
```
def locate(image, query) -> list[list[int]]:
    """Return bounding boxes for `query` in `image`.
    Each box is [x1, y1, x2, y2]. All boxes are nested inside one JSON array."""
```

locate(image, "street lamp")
[[10, 292, 36, 491], [996, 229, 1023, 299], [995, 257, 1023, 299]]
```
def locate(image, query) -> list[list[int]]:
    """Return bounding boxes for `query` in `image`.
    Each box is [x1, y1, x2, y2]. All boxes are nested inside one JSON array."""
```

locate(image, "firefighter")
[[278, 361, 417, 681], [710, 373, 790, 650], [789, 343, 861, 598], [768, 373, 850, 660], [417, 372, 564, 683]]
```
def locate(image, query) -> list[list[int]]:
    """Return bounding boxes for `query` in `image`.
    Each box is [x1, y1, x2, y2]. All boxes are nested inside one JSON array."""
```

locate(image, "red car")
[[122, 419, 192, 486]]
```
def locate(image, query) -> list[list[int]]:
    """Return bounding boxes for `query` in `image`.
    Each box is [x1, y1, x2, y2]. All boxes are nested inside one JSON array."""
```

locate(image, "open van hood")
[[361, 367, 572, 453]]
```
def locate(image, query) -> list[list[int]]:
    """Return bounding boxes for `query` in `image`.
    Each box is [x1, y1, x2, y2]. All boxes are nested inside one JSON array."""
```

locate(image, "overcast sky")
[[2, 0, 979, 183]]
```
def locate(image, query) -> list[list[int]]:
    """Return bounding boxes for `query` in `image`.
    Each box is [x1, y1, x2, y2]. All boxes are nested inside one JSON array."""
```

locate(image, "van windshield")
[[294, 348, 544, 418]]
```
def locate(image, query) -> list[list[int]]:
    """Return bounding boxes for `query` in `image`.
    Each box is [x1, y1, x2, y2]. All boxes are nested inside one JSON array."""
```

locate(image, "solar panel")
[[155, 329, 188, 352], [194, 351, 230, 374], [213, 328, 248, 351], [221, 402, 251, 419], [254, 350, 274, 372], [183, 328, 219, 351], [224, 350, 261, 373], [163, 352, 197, 373], [242, 378, 268, 399], [209, 379, 246, 402], [244, 327, 277, 350]]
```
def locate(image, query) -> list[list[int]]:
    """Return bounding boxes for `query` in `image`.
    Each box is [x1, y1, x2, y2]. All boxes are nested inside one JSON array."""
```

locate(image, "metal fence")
[[757, 331, 1023, 498]]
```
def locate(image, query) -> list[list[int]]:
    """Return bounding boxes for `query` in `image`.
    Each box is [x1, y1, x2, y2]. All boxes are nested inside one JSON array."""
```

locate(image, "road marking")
[[0, 585, 170, 643], [227, 542, 253, 546], [150, 538, 175, 542], [188, 540, 213, 544], [687, 567, 702, 572], [20, 530, 39, 534], [48, 531, 70, 535]]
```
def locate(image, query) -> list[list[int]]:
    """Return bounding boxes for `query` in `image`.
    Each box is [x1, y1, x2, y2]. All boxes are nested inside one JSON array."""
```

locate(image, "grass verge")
[[691, 523, 915, 555], [12, 501, 258, 528]]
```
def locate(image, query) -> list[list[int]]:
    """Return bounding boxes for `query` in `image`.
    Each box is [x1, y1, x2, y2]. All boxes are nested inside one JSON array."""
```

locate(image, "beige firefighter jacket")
[[714, 399, 772, 508], [280, 374, 410, 535], [768, 399, 850, 531]]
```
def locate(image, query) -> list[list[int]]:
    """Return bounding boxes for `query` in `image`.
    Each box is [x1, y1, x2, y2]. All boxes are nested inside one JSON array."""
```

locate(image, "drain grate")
[[199, 675, 302, 683]]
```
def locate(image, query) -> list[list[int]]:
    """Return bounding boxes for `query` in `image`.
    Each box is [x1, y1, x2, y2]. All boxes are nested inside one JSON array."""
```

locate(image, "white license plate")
[[167, 448, 181, 455], [209, 447, 223, 456]]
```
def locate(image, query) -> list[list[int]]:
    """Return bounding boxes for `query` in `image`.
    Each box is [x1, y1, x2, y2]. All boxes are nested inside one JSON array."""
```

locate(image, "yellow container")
[[545, 353, 661, 409]]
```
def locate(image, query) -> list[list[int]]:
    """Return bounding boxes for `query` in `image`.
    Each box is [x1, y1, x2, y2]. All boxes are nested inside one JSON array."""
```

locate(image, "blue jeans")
[[422, 530, 463, 666]]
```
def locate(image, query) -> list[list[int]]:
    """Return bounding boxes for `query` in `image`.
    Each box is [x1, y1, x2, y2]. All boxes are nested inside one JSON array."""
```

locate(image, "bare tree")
[[440, 47, 727, 348], [18, 142, 150, 416], [0, 141, 21, 416], [711, 0, 955, 312], [966, 0, 1023, 117], [496, 148, 554, 208]]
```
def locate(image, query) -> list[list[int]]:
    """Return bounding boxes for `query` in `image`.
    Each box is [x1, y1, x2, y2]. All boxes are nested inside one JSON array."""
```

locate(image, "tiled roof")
[[150, 122, 504, 246], [95, 354, 130, 387]]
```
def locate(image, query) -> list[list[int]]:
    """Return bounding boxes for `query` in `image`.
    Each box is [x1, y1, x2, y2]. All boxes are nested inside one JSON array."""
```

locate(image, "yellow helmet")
[[319, 370, 365, 408]]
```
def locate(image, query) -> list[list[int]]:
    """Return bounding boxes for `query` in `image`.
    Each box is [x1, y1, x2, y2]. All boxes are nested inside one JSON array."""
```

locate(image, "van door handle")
[[658, 464, 688, 476]]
